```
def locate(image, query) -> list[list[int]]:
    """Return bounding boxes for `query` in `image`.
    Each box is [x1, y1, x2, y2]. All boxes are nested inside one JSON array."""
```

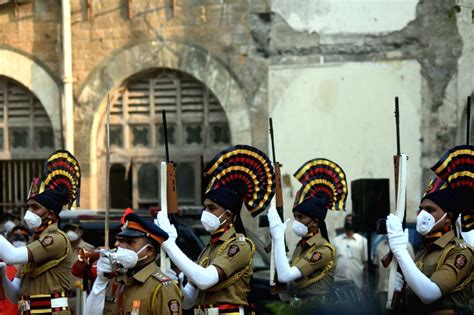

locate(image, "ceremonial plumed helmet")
[[292, 158, 348, 241], [204, 144, 276, 217], [423, 145, 474, 231], [27, 150, 81, 215]]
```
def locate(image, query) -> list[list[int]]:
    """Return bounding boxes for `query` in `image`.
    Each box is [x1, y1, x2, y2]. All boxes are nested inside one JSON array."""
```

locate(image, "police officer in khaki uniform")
[[268, 158, 348, 306], [84, 210, 182, 315], [157, 145, 275, 314], [387, 145, 474, 314], [0, 150, 80, 314]]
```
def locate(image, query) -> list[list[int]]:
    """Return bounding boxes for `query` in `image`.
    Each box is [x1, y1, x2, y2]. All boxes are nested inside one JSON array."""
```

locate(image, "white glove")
[[0, 261, 20, 303], [267, 207, 289, 241], [97, 254, 113, 274], [165, 267, 178, 281], [386, 214, 407, 254], [157, 211, 178, 243], [394, 271, 404, 292]]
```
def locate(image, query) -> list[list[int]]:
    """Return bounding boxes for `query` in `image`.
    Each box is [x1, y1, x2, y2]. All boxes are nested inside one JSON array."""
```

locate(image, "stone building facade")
[[0, 0, 472, 238]]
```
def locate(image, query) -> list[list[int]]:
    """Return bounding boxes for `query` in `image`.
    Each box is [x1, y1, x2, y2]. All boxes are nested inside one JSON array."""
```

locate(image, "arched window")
[[0, 77, 55, 213], [107, 69, 231, 208]]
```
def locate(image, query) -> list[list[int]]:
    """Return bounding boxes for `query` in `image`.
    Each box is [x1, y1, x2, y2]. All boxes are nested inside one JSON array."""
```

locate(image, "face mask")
[[12, 241, 26, 248], [116, 247, 139, 269], [24, 211, 43, 230], [200, 211, 227, 233], [292, 220, 309, 237], [416, 210, 447, 235], [3, 220, 15, 233], [66, 230, 80, 242]]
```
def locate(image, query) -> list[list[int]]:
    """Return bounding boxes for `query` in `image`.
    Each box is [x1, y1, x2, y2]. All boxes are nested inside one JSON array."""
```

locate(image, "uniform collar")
[[210, 225, 236, 244], [432, 230, 455, 249], [304, 232, 326, 247], [34, 223, 58, 239], [132, 260, 159, 283]]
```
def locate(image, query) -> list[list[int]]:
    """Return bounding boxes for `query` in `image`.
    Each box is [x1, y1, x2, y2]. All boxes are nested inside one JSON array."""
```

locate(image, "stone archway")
[[0, 49, 62, 147], [76, 40, 251, 209]]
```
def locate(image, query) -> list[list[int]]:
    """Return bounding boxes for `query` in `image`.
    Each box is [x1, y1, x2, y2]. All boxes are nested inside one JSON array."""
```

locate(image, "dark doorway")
[[109, 164, 132, 209]]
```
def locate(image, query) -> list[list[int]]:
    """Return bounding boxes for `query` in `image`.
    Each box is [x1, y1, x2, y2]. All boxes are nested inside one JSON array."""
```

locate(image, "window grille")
[[0, 77, 54, 214], [107, 69, 230, 208]]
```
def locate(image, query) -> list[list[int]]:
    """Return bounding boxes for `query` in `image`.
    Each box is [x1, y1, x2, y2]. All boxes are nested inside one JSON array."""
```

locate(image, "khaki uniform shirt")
[[289, 233, 336, 299], [20, 223, 73, 296], [104, 261, 182, 315], [196, 226, 253, 306], [407, 230, 472, 312]]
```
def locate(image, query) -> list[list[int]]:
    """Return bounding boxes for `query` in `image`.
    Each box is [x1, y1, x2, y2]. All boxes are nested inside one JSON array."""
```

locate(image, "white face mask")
[[116, 247, 138, 269], [292, 220, 309, 237], [200, 211, 227, 233], [3, 220, 15, 233], [24, 211, 42, 230], [116, 244, 150, 269], [66, 230, 80, 242], [416, 210, 447, 235], [12, 241, 26, 248]]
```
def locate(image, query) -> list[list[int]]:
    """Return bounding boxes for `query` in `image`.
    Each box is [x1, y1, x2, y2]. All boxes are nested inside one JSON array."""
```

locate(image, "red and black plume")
[[28, 150, 81, 212], [204, 145, 275, 217], [431, 145, 474, 191], [293, 158, 348, 211]]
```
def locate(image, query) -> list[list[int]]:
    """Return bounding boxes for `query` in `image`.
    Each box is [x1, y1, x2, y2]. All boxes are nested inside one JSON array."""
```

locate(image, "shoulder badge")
[[459, 242, 467, 249], [168, 299, 180, 315], [311, 252, 322, 263], [228, 244, 240, 257], [153, 272, 172, 286], [41, 236, 54, 247], [455, 254, 467, 269]]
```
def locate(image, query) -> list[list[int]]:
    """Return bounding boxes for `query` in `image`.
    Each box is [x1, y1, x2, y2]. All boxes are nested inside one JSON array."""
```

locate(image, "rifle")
[[385, 97, 409, 310], [467, 96, 471, 145], [159, 110, 179, 273], [105, 94, 111, 248], [268, 118, 287, 293]]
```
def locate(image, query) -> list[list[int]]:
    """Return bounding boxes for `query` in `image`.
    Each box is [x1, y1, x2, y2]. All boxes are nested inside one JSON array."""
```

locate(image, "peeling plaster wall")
[[272, 0, 418, 34], [269, 61, 422, 244]]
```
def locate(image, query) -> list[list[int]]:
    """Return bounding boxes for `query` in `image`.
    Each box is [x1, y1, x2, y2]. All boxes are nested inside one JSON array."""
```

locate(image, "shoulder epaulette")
[[152, 272, 173, 286]]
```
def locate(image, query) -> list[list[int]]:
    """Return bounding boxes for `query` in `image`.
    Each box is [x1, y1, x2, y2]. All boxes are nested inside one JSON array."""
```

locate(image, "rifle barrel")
[[395, 97, 400, 156], [162, 110, 170, 162], [467, 96, 471, 145], [105, 94, 111, 248], [269, 118, 277, 163]]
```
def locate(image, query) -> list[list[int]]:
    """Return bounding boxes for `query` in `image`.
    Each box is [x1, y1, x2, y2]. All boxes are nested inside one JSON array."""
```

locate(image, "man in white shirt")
[[334, 214, 368, 289]]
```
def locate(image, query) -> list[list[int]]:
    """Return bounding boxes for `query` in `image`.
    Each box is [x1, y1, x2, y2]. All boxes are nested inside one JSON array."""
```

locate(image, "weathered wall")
[[0, 1, 470, 222], [269, 60, 422, 243], [260, 0, 465, 233]]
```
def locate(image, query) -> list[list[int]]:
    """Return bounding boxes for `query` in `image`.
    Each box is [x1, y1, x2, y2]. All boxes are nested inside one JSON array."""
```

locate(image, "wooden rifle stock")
[[166, 163, 178, 215], [274, 163, 284, 216], [386, 98, 408, 310]]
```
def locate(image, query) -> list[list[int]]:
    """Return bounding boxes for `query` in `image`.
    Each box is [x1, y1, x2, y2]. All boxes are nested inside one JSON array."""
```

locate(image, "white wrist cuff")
[[395, 249, 442, 304], [163, 240, 219, 290], [274, 237, 302, 282], [0, 236, 28, 264]]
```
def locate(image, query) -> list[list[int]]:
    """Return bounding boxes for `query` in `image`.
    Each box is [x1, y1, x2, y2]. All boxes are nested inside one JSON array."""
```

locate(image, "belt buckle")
[[18, 300, 30, 311]]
